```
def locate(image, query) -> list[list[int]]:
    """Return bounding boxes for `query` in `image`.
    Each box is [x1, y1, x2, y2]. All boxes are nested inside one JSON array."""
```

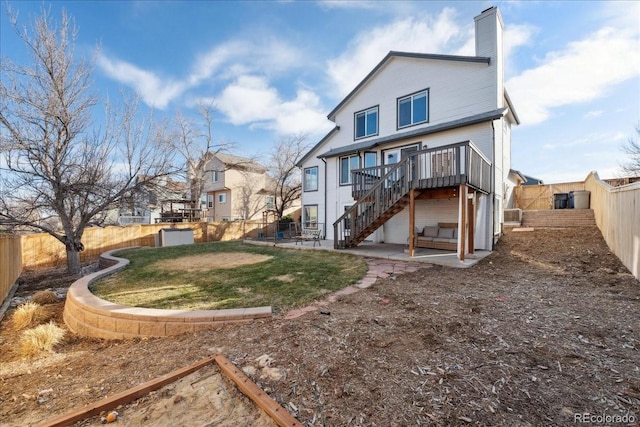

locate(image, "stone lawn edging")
[[62, 248, 272, 340]]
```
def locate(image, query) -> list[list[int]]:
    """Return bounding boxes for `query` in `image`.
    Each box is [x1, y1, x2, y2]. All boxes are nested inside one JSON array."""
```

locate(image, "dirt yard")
[[1, 227, 639, 426]]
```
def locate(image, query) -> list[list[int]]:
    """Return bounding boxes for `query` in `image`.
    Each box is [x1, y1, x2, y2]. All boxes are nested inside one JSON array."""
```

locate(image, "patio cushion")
[[417, 236, 434, 242], [433, 237, 457, 243], [437, 227, 455, 239], [423, 226, 439, 237]]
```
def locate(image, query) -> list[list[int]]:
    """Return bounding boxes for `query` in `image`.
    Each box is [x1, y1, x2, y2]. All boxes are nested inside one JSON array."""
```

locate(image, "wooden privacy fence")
[[585, 172, 640, 280], [20, 220, 265, 270], [514, 181, 586, 210], [0, 235, 23, 304]]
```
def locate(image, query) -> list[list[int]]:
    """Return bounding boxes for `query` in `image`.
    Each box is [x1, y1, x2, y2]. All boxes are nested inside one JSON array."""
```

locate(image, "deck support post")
[[468, 191, 475, 254], [408, 188, 415, 257], [459, 184, 467, 261]]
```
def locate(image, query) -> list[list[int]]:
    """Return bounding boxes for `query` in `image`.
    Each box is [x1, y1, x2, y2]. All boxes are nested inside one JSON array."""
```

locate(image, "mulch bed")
[[1, 227, 638, 426]]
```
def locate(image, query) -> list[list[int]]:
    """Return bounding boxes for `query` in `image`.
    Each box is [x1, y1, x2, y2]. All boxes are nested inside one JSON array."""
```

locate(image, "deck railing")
[[334, 141, 491, 248], [351, 141, 490, 199]]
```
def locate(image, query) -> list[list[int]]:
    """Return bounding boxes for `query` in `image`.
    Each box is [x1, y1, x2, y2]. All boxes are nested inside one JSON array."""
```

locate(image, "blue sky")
[[1, 1, 638, 183]]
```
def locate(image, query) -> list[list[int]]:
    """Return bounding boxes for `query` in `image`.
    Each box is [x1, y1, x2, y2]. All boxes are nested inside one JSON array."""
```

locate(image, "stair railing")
[[333, 153, 416, 248]]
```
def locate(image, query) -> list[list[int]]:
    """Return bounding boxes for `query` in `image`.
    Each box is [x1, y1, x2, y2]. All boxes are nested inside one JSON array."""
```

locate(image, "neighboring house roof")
[[327, 51, 491, 121], [508, 169, 527, 184], [317, 108, 508, 159], [509, 169, 544, 185], [136, 175, 187, 193], [522, 174, 544, 185], [213, 152, 267, 173]]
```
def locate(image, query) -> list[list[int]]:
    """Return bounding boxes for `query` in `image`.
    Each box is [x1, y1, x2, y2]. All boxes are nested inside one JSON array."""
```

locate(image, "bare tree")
[[0, 7, 177, 273], [267, 134, 310, 220], [170, 102, 233, 210], [621, 125, 640, 176]]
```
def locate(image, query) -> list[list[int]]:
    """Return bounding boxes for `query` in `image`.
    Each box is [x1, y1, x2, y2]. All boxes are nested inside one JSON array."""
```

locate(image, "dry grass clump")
[[31, 290, 59, 305], [20, 322, 66, 356], [11, 302, 48, 330]]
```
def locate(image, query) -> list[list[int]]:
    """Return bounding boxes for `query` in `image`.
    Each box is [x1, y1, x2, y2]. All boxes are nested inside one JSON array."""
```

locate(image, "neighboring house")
[[297, 7, 519, 260], [117, 176, 188, 224], [202, 153, 284, 222], [505, 169, 527, 209]]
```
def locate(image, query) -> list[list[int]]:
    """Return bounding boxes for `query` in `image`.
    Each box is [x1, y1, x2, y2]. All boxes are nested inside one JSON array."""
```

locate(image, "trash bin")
[[554, 193, 568, 209], [573, 190, 590, 209], [568, 191, 575, 209]]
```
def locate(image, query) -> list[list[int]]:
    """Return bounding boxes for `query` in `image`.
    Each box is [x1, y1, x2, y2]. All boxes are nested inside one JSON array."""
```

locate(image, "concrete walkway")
[[246, 238, 491, 268]]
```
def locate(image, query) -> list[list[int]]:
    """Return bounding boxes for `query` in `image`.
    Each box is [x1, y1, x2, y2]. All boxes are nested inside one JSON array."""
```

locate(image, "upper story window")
[[398, 89, 428, 129], [304, 166, 318, 192], [212, 170, 221, 182], [340, 154, 360, 185], [355, 106, 378, 139]]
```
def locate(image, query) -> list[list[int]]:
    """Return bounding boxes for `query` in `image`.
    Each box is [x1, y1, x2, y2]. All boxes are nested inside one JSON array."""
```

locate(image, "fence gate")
[[515, 182, 586, 210]]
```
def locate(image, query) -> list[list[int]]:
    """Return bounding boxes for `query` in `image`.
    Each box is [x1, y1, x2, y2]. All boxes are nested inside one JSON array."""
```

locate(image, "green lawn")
[[90, 241, 368, 312]]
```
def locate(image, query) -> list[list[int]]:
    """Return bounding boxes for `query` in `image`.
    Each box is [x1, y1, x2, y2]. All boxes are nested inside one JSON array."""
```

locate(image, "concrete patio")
[[244, 238, 491, 268]]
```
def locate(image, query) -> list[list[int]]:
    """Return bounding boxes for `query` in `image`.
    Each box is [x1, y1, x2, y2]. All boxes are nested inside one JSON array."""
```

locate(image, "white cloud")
[[215, 75, 332, 135], [584, 110, 603, 119], [507, 26, 640, 125], [216, 76, 280, 126], [318, 0, 380, 10], [326, 8, 466, 97], [191, 37, 304, 84], [97, 55, 186, 109], [542, 131, 627, 151], [97, 36, 306, 110], [502, 23, 535, 75]]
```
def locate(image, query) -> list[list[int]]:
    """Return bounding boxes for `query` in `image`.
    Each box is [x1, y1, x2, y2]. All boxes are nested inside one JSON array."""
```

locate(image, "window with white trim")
[[398, 89, 428, 128], [303, 205, 318, 229], [304, 166, 318, 191], [355, 106, 378, 139], [212, 170, 221, 182], [207, 194, 214, 208], [339, 154, 360, 185], [218, 193, 227, 203]]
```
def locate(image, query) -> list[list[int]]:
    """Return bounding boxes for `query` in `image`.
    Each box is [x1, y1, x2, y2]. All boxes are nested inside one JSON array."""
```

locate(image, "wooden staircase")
[[521, 209, 596, 227], [332, 142, 493, 249], [346, 194, 411, 248]]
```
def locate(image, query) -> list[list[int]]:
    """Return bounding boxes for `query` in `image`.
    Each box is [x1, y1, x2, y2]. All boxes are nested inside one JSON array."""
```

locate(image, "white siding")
[[332, 58, 495, 143], [298, 7, 512, 250]]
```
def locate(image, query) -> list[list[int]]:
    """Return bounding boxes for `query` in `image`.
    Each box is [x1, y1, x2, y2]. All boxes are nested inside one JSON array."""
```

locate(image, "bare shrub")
[[31, 290, 59, 305], [11, 302, 47, 330], [20, 322, 66, 356]]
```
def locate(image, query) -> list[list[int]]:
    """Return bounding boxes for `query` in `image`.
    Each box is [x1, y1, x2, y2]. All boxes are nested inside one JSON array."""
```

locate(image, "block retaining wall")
[[63, 248, 272, 339]]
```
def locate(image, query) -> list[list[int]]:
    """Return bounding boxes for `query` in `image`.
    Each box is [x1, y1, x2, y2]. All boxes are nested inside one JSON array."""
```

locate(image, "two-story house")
[[297, 7, 519, 260], [202, 153, 277, 222]]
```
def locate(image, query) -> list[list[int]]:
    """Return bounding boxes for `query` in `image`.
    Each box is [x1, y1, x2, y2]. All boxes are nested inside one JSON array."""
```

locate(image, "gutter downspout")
[[322, 157, 327, 239], [491, 120, 496, 250]]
